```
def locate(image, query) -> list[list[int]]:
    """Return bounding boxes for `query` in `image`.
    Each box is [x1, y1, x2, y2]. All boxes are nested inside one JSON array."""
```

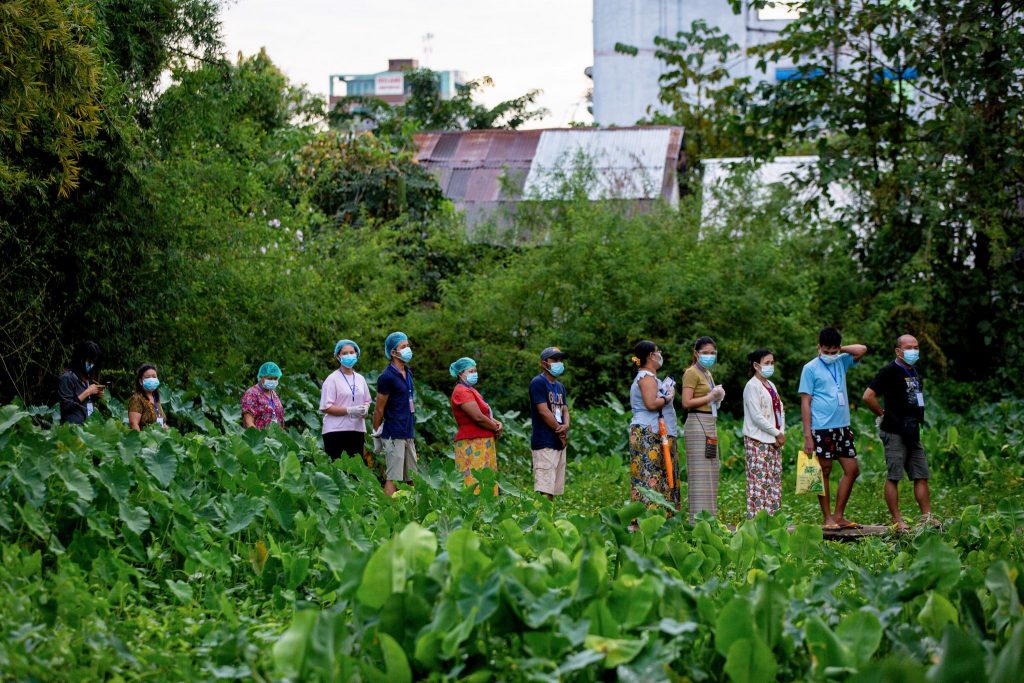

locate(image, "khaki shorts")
[[880, 430, 929, 481], [382, 438, 418, 482], [532, 448, 566, 495]]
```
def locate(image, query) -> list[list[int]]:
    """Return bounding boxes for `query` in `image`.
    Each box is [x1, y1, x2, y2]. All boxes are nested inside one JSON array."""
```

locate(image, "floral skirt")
[[454, 437, 498, 495], [629, 424, 680, 508], [744, 436, 782, 518]]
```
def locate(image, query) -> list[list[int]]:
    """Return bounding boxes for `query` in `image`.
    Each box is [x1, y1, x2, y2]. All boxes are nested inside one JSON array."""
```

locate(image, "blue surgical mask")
[[84, 362, 94, 373], [464, 371, 479, 385], [819, 353, 841, 365], [263, 379, 279, 391], [901, 349, 920, 366], [548, 362, 565, 376], [759, 364, 775, 379], [339, 353, 358, 368], [698, 354, 717, 369], [398, 348, 413, 363], [142, 378, 160, 392]]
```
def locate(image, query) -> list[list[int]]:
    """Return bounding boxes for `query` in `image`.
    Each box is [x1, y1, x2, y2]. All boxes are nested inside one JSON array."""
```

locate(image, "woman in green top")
[[681, 336, 726, 521], [127, 364, 168, 431]]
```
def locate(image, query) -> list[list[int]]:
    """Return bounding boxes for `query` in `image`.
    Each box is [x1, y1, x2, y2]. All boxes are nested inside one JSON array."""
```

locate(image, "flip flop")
[[837, 520, 863, 529], [822, 523, 841, 531]]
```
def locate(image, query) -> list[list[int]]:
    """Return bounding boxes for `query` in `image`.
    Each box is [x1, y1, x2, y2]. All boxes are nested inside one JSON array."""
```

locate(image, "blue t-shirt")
[[529, 373, 566, 450], [798, 353, 857, 430], [377, 363, 415, 439]]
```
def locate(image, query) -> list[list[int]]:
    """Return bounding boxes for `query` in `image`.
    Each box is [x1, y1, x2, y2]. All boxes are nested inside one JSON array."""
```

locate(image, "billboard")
[[374, 74, 405, 96]]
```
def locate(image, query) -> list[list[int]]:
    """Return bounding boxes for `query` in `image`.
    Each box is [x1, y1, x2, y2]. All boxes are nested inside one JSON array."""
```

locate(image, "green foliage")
[[1, 393, 1022, 680]]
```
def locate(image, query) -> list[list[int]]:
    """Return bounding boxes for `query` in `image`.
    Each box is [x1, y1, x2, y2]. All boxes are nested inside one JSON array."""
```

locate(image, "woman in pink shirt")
[[320, 339, 371, 459]]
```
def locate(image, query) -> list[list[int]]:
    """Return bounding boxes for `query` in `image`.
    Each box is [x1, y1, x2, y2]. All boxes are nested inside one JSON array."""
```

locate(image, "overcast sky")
[[221, 0, 594, 127]]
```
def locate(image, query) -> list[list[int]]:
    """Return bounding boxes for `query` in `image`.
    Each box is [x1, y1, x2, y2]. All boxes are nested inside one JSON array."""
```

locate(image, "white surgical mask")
[[759, 364, 775, 379]]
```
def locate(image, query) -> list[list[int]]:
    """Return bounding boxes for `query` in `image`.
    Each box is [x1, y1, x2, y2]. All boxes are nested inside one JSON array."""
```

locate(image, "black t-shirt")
[[868, 361, 924, 433]]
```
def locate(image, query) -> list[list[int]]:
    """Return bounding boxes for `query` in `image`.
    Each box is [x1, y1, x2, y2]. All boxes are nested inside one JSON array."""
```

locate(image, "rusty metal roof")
[[413, 126, 683, 225]]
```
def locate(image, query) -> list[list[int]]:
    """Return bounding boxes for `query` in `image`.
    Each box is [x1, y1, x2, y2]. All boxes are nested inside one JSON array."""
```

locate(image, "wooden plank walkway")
[[718, 523, 893, 542]]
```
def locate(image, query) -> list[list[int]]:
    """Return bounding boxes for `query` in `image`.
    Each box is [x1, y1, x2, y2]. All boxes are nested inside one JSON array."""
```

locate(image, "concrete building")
[[328, 59, 467, 110], [591, 0, 801, 125]]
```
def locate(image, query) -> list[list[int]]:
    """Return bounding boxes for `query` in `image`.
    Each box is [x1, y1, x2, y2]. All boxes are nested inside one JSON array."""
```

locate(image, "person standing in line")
[[798, 327, 868, 530], [628, 341, 679, 509], [241, 362, 286, 430], [529, 347, 570, 501], [372, 331, 418, 497], [320, 340, 371, 459], [742, 349, 786, 518], [681, 336, 725, 521], [448, 357, 503, 494], [57, 340, 104, 425], [862, 334, 934, 533], [127, 364, 168, 431]]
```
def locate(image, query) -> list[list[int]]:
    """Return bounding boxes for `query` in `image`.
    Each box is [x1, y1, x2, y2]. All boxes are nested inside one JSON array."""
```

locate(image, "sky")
[[220, 0, 595, 127]]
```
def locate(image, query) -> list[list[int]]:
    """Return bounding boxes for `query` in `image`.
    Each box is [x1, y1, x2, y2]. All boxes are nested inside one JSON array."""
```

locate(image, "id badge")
[[86, 401, 94, 417], [916, 392, 925, 407], [409, 397, 416, 414], [837, 392, 847, 407], [156, 417, 165, 426], [554, 406, 563, 424]]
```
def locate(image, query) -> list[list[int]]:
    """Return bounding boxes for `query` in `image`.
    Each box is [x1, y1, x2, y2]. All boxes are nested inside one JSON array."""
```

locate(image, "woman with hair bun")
[[742, 349, 786, 518], [628, 340, 679, 509], [681, 335, 725, 521]]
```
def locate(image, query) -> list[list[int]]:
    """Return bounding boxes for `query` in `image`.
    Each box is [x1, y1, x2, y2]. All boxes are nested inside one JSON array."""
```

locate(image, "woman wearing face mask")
[[58, 340, 104, 425], [742, 349, 786, 518], [241, 362, 286, 430], [628, 341, 679, 509], [127, 364, 168, 431], [449, 357, 503, 494], [681, 336, 725, 521], [320, 340, 371, 459]]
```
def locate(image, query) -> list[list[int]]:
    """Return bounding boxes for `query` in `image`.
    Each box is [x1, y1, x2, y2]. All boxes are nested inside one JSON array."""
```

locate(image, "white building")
[[591, 0, 801, 126]]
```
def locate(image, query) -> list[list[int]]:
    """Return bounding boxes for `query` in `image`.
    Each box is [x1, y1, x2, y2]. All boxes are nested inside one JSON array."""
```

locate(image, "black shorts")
[[323, 430, 366, 460], [812, 427, 857, 460]]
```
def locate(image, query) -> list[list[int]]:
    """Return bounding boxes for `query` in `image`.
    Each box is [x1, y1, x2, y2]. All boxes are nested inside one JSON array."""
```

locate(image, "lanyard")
[[340, 370, 358, 402], [545, 377, 562, 406], [392, 363, 414, 396], [819, 357, 841, 389], [695, 364, 716, 389], [261, 387, 277, 419]]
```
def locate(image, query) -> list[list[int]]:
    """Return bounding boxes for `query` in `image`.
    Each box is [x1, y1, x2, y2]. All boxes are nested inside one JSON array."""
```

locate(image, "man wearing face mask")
[[241, 362, 286, 430], [373, 331, 418, 497], [529, 347, 570, 500], [798, 327, 868, 530], [862, 334, 933, 533]]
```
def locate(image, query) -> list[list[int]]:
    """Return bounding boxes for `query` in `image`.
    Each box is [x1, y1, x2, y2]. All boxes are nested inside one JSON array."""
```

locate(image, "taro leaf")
[[284, 555, 311, 590], [266, 488, 296, 532], [985, 561, 1022, 635], [447, 527, 490, 579], [725, 637, 777, 683], [848, 658, 928, 682], [657, 618, 699, 636], [557, 649, 606, 675], [908, 537, 960, 593], [608, 574, 658, 629], [17, 502, 51, 540], [995, 498, 1024, 528], [273, 609, 317, 678], [378, 632, 412, 683], [927, 624, 985, 683], [118, 502, 150, 535], [57, 462, 94, 503], [616, 501, 647, 525], [918, 592, 958, 637], [753, 580, 787, 648], [166, 579, 193, 603], [835, 610, 883, 667], [12, 459, 48, 508], [990, 621, 1024, 683], [441, 607, 478, 658], [143, 442, 178, 488], [0, 405, 29, 434], [358, 523, 437, 608], [524, 589, 573, 628], [222, 493, 262, 535], [715, 596, 757, 656], [312, 472, 340, 513], [572, 537, 608, 602], [97, 460, 132, 502], [804, 614, 852, 672], [790, 524, 823, 563], [583, 635, 645, 668], [279, 452, 302, 482]]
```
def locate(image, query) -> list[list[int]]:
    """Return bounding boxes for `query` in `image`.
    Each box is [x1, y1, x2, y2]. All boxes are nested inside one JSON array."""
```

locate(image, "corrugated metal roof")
[[412, 126, 683, 223]]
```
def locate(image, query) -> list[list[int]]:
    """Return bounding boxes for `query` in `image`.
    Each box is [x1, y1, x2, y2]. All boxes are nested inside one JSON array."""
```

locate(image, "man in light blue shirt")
[[799, 327, 868, 530]]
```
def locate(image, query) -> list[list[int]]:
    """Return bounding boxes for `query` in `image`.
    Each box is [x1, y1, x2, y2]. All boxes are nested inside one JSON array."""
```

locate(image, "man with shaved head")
[[862, 334, 933, 532]]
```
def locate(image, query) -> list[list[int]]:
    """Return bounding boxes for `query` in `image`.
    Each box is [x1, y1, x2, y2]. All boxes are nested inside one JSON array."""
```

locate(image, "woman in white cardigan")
[[742, 349, 786, 518]]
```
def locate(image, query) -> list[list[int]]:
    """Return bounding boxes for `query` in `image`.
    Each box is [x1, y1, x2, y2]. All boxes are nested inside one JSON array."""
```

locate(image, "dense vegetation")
[[2, 385, 1022, 680]]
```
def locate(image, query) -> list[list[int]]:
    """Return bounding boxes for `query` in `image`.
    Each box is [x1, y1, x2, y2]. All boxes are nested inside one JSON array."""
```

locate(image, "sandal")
[[822, 523, 841, 531], [837, 520, 863, 529]]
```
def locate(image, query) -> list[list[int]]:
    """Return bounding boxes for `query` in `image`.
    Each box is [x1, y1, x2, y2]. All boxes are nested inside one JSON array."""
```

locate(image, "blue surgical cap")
[[384, 331, 408, 359], [258, 361, 282, 378], [449, 357, 476, 378], [334, 339, 360, 358]]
